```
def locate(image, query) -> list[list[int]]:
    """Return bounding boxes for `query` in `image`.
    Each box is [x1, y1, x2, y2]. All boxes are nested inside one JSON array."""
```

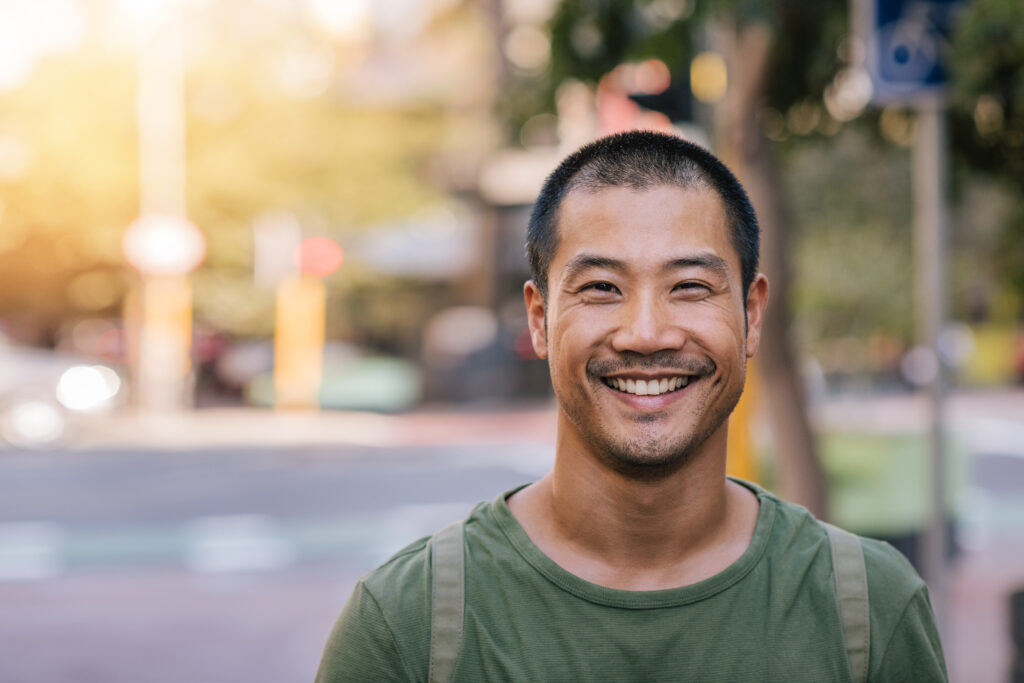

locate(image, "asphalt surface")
[[0, 440, 554, 683]]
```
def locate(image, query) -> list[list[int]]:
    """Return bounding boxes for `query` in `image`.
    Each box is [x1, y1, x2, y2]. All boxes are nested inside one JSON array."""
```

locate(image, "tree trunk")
[[711, 20, 828, 518]]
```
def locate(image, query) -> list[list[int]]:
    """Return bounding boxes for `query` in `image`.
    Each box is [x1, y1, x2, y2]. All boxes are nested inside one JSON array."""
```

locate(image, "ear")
[[744, 273, 769, 358], [523, 280, 548, 359]]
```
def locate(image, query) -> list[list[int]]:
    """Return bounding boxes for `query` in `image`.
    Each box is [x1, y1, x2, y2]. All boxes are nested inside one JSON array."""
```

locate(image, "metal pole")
[[137, 3, 186, 218], [913, 99, 949, 635], [132, 3, 193, 413]]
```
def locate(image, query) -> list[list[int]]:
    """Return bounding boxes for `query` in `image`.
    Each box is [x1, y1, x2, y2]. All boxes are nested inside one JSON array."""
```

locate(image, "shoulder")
[[762, 487, 945, 680], [360, 534, 433, 605], [354, 499, 500, 627], [856, 537, 947, 679], [315, 536, 435, 683], [762, 484, 929, 608], [317, 501, 495, 683], [742, 481, 924, 593], [742, 482, 936, 626], [752, 487, 946, 678], [859, 536, 926, 602]]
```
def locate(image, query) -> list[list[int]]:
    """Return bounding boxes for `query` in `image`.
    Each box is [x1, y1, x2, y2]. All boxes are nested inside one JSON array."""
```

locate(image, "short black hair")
[[526, 130, 760, 299]]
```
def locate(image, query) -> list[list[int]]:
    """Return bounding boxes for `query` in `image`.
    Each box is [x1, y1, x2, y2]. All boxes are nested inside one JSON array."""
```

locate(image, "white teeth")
[[607, 376, 692, 396]]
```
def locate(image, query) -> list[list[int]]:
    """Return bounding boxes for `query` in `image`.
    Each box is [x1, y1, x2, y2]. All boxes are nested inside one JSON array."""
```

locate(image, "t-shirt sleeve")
[[315, 580, 414, 683], [870, 586, 948, 682]]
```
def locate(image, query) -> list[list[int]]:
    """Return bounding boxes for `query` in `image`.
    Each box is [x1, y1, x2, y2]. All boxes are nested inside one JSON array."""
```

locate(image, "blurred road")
[[0, 391, 1022, 682], [0, 437, 554, 683]]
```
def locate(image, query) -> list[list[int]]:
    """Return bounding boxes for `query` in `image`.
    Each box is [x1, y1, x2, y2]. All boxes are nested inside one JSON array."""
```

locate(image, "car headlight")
[[56, 365, 122, 412], [1, 399, 66, 447]]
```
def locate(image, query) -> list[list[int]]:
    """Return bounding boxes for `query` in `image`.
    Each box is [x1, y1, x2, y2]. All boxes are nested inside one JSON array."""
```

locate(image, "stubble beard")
[[557, 354, 747, 481]]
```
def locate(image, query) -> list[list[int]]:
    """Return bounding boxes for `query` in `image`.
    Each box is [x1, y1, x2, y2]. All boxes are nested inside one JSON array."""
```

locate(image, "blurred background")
[[0, 0, 1022, 681]]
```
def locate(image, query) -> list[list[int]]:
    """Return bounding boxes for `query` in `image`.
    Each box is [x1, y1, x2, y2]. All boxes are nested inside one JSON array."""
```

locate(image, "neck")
[[508, 417, 758, 590], [552, 421, 731, 556]]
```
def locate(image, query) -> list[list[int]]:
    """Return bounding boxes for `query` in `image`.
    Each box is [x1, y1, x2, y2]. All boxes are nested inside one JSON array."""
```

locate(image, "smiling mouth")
[[602, 376, 692, 397]]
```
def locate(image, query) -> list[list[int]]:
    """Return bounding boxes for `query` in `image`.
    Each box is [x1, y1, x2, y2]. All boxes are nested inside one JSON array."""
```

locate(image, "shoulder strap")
[[429, 520, 465, 683], [823, 522, 870, 683]]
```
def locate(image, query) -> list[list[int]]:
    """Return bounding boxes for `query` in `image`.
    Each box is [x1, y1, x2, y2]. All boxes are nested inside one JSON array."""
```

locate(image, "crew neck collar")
[[490, 478, 777, 609]]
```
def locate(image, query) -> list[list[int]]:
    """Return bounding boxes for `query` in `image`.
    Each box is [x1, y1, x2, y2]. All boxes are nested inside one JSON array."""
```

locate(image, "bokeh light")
[[293, 237, 344, 278], [55, 365, 122, 412], [122, 214, 206, 276], [690, 51, 727, 103]]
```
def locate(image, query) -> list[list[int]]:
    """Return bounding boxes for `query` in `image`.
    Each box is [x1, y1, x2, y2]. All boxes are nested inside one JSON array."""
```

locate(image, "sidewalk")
[[70, 402, 560, 451], [68, 387, 1024, 452]]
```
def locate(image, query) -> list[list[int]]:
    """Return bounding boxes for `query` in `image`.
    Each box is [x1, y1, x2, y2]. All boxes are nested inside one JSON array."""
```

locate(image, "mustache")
[[587, 352, 715, 377]]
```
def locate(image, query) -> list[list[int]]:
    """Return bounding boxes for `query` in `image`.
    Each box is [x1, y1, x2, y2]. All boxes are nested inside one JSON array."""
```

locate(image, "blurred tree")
[[539, 0, 848, 516], [186, 57, 446, 337], [0, 53, 137, 342], [0, 2, 451, 341], [787, 126, 914, 348], [949, 0, 1024, 314]]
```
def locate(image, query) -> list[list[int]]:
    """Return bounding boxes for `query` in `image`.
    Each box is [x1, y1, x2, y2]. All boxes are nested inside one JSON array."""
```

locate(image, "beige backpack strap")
[[823, 522, 870, 683], [429, 520, 465, 683]]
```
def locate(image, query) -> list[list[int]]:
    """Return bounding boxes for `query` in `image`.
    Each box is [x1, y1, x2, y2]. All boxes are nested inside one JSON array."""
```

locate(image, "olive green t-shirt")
[[316, 480, 947, 682]]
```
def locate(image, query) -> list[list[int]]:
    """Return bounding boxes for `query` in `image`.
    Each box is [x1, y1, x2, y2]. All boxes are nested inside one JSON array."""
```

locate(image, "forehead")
[[553, 184, 738, 274]]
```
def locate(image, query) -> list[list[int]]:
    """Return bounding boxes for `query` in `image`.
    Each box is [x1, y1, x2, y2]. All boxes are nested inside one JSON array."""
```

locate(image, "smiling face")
[[524, 184, 768, 479]]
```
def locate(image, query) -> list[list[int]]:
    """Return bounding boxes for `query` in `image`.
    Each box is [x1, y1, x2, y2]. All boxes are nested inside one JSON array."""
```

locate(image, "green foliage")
[[761, 0, 846, 114], [0, 53, 138, 333], [787, 127, 914, 344], [548, 0, 693, 87], [543, 0, 846, 116], [184, 70, 445, 336], [0, 32, 446, 338], [950, 0, 1024, 180], [950, 0, 1024, 303]]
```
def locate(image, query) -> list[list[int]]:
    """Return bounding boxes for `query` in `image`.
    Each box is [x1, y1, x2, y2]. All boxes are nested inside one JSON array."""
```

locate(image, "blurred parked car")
[[215, 339, 422, 412]]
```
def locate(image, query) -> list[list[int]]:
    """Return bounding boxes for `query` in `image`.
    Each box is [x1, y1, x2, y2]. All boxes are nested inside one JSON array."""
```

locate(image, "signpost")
[[856, 0, 964, 638], [122, 1, 205, 413], [862, 0, 964, 102]]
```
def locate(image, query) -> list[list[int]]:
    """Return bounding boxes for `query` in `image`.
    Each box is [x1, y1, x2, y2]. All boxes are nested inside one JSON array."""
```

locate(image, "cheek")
[[548, 318, 601, 371], [689, 311, 747, 357]]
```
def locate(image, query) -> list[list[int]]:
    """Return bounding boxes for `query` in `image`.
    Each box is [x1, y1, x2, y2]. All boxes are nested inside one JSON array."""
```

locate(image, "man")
[[316, 131, 947, 682]]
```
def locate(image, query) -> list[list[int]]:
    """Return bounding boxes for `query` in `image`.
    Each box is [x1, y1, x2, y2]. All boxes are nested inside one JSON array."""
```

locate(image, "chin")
[[589, 432, 702, 481]]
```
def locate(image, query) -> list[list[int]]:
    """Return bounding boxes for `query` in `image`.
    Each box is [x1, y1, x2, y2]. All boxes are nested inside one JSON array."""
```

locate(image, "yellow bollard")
[[136, 275, 194, 412], [726, 358, 760, 483], [273, 275, 326, 410]]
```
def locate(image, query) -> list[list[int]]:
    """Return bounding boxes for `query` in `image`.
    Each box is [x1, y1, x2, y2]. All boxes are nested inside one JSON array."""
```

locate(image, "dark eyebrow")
[[663, 254, 730, 278], [562, 254, 626, 281]]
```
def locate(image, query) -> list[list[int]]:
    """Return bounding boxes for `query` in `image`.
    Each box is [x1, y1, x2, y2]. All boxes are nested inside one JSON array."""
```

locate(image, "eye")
[[578, 281, 621, 299], [673, 281, 712, 298]]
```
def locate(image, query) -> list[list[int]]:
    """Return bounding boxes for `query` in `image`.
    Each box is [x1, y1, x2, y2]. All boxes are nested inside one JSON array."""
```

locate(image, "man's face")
[[524, 184, 768, 477]]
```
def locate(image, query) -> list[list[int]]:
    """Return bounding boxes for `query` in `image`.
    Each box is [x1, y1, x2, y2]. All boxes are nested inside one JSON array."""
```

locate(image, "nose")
[[609, 292, 686, 355]]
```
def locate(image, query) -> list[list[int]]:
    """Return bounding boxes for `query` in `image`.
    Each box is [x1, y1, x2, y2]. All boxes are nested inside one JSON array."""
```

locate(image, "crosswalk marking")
[[0, 521, 63, 580], [184, 514, 296, 574], [0, 504, 480, 581]]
